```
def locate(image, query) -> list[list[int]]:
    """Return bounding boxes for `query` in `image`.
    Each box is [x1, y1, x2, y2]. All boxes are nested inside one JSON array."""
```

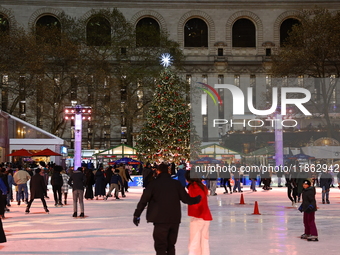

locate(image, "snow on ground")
[[0, 185, 338, 255]]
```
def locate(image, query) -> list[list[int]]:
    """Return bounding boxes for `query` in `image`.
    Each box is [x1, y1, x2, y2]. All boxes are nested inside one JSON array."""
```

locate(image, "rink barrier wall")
[[128, 175, 286, 187]]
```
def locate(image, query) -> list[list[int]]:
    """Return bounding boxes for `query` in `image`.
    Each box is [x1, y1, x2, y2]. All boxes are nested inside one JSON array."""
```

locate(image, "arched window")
[[184, 18, 208, 47], [280, 18, 300, 46], [36, 15, 61, 44], [0, 15, 9, 34], [86, 16, 111, 46], [136, 17, 160, 47], [232, 18, 256, 47]]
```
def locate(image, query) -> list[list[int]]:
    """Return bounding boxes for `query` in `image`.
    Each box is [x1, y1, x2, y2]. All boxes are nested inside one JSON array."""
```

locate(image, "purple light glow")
[[74, 113, 82, 169], [275, 114, 283, 167]]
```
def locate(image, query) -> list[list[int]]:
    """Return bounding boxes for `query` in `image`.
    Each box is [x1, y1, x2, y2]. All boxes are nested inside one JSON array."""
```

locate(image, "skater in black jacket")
[[222, 164, 232, 194], [133, 163, 201, 255], [51, 165, 63, 207], [25, 168, 49, 214], [286, 169, 298, 206], [298, 180, 318, 241], [0, 217, 6, 243], [68, 167, 86, 217]]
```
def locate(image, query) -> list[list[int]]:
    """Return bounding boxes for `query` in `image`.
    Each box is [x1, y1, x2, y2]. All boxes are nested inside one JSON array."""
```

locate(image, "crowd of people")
[[0, 161, 137, 219], [187, 162, 340, 208], [0, 159, 334, 250], [135, 161, 330, 253]]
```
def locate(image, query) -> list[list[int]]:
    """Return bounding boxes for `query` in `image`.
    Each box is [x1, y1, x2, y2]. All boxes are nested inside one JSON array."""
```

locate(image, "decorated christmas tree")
[[136, 54, 200, 163]]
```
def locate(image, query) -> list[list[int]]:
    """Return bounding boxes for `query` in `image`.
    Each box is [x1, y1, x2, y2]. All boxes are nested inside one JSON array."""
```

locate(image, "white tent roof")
[[201, 143, 240, 155], [302, 146, 340, 159], [1, 111, 68, 157], [95, 144, 137, 156]]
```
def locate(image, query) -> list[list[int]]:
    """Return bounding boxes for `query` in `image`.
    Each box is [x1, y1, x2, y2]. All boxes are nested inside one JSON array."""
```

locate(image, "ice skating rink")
[[0, 186, 337, 255]]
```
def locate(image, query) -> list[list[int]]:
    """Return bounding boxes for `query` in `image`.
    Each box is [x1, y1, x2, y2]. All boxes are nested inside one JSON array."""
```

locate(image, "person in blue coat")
[[0, 177, 6, 243], [0, 176, 8, 219], [6, 169, 14, 207], [105, 169, 123, 200], [176, 164, 187, 188]]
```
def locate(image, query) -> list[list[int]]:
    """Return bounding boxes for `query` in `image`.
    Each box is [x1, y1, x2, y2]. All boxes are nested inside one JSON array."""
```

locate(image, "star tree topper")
[[160, 53, 173, 68]]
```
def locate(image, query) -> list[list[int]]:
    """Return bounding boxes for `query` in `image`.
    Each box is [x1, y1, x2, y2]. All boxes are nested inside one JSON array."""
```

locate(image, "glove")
[[133, 216, 140, 226], [298, 205, 303, 213], [196, 195, 202, 204]]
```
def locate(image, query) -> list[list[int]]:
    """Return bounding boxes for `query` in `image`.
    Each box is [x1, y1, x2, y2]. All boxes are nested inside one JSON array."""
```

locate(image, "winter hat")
[[303, 180, 311, 186], [54, 165, 63, 172]]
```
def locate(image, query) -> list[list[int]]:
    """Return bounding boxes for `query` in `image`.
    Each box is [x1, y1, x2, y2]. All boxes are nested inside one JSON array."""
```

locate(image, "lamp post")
[[64, 105, 91, 169], [275, 113, 283, 168]]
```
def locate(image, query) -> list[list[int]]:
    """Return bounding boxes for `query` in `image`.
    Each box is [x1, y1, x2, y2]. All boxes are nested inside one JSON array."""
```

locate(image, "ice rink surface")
[[0, 185, 338, 255]]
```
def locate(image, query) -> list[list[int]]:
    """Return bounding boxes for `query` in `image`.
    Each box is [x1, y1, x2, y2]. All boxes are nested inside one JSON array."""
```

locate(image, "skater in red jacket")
[[186, 171, 213, 255]]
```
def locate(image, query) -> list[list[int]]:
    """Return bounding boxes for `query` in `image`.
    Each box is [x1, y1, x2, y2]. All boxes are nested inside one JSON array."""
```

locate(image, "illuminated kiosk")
[[0, 110, 68, 165], [94, 144, 143, 186], [199, 143, 241, 164], [64, 105, 91, 169], [94, 144, 138, 166], [244, 146, 275, 165]]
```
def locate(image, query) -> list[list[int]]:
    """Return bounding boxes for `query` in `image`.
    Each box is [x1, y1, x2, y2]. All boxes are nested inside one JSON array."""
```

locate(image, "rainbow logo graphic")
[[197, 82, 223, 115]]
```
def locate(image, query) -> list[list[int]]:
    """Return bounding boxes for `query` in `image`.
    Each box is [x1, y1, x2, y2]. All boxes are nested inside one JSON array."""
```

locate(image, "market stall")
[[94, 144, 138, 166]]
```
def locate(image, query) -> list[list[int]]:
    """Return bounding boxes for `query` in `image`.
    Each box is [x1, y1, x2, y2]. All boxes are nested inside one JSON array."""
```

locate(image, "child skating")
[[298, 179, 318, 241]]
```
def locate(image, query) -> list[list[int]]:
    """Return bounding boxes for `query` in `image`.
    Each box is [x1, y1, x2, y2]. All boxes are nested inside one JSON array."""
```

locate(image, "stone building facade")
[[1, 0, 340, 150]]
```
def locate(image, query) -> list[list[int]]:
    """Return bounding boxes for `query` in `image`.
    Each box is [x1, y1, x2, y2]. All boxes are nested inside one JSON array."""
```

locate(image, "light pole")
[[254, 135, 258, 164], [275, 113, 283, 168], [64, 105, 91, 169]]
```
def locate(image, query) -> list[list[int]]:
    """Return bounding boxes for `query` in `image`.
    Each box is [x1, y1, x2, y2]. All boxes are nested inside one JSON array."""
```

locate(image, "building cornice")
[[2, 0, 340, 9]]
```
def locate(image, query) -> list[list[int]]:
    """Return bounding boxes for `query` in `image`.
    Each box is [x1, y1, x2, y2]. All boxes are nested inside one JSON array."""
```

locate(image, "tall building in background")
[[0, 1, 339, 151]]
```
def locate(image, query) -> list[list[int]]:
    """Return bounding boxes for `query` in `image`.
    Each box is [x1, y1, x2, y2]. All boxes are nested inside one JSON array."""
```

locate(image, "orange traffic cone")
[[239, 194, 245, 204], [252, 201, 261, 215]]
